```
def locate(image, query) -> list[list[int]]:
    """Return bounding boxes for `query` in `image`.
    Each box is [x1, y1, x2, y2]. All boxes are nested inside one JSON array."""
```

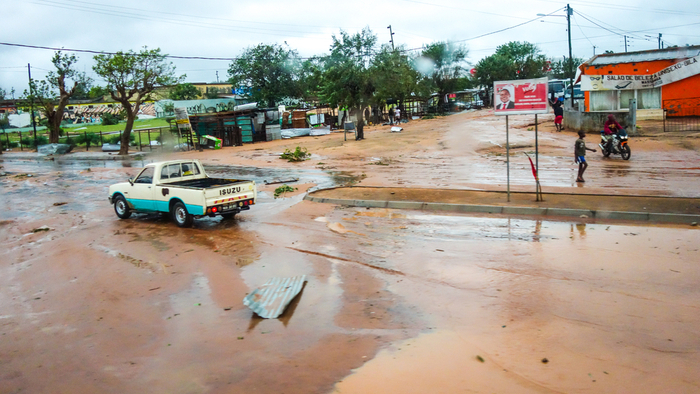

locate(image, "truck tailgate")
[[205, 181, 256, 207]]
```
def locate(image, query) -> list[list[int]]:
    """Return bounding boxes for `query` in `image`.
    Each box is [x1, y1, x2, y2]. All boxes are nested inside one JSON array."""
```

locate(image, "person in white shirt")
[[394, 107, 401, 124]]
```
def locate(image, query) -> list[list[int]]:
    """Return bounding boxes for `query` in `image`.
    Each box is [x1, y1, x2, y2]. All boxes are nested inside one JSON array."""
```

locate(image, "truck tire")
[[114, 195, 131, 219], [171, 201, 193, 228]]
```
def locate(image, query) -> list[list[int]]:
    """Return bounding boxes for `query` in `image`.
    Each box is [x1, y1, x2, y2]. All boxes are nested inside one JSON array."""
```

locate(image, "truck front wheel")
[[114, 195, 131, 219], [171, 202, 193, 228]]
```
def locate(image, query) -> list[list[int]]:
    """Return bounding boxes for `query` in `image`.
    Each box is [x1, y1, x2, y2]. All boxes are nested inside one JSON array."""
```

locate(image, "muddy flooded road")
[[1, 158, 698, 393], [2, 110, 699, 393]]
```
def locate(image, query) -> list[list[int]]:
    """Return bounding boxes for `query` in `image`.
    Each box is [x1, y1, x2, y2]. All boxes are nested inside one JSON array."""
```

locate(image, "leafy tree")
[[93, 47, 184, 155], [294, 58, 324, 103], [548, 56, 586, 80], [170, 83, 200, 100], [228, 44, 301, 107], [0, 112, 9, 153], [88, 85, 110, 100], [22, 51, 90, 143], [0, 112, 9, 130], [319, 28, 377, 137], [416, 41, 469, 112], [371, 44, 420, 111], [474, 41, 548, 106], [205, 87, 223, 99], [0, 87, 7, 100]]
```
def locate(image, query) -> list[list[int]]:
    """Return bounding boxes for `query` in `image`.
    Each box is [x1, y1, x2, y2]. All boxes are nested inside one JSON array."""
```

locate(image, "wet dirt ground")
[[1, 110, 699, 393]]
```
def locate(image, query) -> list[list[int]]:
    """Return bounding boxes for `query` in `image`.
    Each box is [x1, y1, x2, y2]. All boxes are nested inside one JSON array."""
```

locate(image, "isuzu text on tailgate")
[[108, 160, 256, 227]]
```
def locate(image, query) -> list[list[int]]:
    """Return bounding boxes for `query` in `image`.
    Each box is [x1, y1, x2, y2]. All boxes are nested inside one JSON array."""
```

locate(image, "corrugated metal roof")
[[243, 276, 306, 319], [587, 46, 700, 66]]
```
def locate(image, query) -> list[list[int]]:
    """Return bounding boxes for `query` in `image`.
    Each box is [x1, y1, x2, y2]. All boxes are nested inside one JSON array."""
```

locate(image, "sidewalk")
[[305, 186, 700, 225]]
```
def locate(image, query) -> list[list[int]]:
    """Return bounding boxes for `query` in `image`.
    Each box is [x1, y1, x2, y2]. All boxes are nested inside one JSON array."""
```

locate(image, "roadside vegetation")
[[280, 146, 310, 162]]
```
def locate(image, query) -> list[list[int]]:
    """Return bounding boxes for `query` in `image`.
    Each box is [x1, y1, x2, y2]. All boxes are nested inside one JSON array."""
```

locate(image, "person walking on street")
[[553, 98, 564, 132], [575, 131, 597, 182]]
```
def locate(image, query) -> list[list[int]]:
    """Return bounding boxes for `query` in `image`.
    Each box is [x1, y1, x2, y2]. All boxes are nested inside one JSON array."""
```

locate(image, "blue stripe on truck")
[[128, 198, 204, 215]]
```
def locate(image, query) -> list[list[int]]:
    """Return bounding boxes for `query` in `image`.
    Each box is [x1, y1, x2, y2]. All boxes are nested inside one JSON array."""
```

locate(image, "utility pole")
[[566, 4, 574, 107], [593, 45, 597, 56], [216, 71, 219, 83], [27, 63, 38, 150], [658, 33, 662, 49], [387, 25, 395, 51], [624, 35, 628, 52]]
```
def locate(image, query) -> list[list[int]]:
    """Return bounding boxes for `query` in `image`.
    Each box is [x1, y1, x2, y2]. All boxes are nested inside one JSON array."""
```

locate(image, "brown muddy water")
[[0, 160, 698, 394]]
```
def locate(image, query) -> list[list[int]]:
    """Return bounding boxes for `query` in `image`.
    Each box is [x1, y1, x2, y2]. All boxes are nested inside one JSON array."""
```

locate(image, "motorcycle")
[[599, 129, 631, 160]]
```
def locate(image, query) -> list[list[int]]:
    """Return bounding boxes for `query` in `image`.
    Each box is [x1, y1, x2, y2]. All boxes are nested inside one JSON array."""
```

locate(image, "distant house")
[[152, 83, 233, 100], [577, 46, 700, 120]]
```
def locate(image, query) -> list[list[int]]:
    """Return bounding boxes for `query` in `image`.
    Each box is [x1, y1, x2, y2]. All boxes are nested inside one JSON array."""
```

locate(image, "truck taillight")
[[212, 206, 218, 213]]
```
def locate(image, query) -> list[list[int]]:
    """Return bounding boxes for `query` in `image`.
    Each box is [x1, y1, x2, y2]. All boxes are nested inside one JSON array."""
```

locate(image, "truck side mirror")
[[128, 178, 134, 186]]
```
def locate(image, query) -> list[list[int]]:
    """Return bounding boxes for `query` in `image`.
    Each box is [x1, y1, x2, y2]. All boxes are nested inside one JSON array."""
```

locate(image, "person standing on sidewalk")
[[575, 131, 596, 182]]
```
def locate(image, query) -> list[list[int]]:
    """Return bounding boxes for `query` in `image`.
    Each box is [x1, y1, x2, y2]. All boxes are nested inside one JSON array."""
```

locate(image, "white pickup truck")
[[108, 159, 256, 227]]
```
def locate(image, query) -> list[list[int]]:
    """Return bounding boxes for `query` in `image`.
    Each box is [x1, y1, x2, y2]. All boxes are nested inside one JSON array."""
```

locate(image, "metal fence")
[[664, 98, 700, 132], [2, 126, 171, 152]]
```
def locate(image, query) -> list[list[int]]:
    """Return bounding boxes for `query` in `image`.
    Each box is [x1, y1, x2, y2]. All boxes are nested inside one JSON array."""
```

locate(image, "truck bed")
[[161, 177, 251, 189]]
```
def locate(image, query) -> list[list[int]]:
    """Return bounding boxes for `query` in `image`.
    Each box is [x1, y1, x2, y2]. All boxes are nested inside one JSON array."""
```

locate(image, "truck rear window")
[[161, 162, 201, 180]]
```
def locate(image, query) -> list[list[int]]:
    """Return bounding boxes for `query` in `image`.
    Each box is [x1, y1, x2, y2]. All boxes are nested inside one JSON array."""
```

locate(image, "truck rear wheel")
[[114, 195, 131, 219], [171, 201, 193, 228]]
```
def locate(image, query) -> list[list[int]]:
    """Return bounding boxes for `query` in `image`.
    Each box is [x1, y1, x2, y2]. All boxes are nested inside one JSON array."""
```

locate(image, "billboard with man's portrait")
[[493, 78, 549, 115]]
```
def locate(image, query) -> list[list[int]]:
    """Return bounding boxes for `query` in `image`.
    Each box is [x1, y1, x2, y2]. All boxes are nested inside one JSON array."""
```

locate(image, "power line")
[[0, 42, 241, 61], [25, 0, 324, 38], [574, 9, 648, 42], [531, 0, 700, 16], [42, 0, 357, 30]]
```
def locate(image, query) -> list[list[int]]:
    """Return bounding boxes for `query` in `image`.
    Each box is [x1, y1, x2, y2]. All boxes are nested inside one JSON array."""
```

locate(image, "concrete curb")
[[303, 195, 700, 225]]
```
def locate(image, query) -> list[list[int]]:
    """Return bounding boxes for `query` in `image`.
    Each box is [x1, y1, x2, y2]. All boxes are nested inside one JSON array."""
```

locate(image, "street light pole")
[[387, 25, 395, 51], [567, 4, 574, 107]]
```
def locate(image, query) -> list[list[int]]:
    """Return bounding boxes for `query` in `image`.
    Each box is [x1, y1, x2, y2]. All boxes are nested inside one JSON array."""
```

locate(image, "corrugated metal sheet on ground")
[[243, 276, 306, 319]]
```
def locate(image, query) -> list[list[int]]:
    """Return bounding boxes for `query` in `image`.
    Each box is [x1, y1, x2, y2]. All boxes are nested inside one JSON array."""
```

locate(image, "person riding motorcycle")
[[601, 114, 624, 152]]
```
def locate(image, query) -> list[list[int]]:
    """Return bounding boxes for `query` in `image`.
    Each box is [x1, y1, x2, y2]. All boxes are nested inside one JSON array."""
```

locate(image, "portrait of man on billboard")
[[496, 85, 515, 109]]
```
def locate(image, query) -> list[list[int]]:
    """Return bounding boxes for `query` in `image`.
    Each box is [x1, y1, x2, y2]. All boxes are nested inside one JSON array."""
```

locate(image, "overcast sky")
[[1, 0, 698, 95]]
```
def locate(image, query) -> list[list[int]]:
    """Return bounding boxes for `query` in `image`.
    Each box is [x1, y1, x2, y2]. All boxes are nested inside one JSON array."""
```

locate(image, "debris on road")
[[265, 178, 299, 185], [243, 276, 307, 319], [38, 143, 72, 155], [391, 126, 403, 133], [31, 226, 52, 233]]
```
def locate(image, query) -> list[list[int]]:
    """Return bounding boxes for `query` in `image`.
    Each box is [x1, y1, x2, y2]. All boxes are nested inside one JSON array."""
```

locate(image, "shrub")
[[105, 133, 135, 145], [73, 133, 101, 149], [19, 135, 49, 148], [101, 113, 121, 126], [280, 146, 310, 162]]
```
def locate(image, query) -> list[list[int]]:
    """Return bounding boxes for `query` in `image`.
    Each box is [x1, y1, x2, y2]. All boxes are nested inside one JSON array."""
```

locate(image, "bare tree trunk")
[[119, 105, 137, 155], [48, 111, 62, 143], [356, 105, 364, 140]]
